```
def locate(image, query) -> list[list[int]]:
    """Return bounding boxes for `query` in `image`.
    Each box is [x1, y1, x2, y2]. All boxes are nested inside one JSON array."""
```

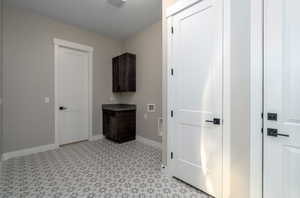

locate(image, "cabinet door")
[[118, 55, 127, 92], [112, 57, 120, 92], [126, 54, 136, 92], [117, 111, 136, 141], [113, 53, 136, 92], [103, 110, 114, 137]]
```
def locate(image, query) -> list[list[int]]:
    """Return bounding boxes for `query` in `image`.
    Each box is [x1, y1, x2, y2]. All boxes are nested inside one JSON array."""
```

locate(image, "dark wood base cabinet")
[[102, 104, 136, 143]]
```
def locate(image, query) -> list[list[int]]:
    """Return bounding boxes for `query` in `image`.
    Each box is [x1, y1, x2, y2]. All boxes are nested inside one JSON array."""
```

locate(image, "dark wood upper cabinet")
[[113, 53, 136, 92]]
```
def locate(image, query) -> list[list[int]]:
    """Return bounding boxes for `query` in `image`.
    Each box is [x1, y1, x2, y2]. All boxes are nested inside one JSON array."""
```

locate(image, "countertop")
[[102, 104, 137, 111]]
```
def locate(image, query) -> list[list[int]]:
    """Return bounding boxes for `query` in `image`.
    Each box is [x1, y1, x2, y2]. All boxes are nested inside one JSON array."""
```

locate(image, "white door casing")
[[54, 39, 93, 146], [264, 0, 300, 198], [168, 0, 223, 197]]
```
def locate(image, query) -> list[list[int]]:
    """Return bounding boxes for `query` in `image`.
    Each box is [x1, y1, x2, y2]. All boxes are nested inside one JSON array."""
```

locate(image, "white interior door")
[[264, 1, 300, 198], [57, 46, 89, 145], [169, 0, 223, 197]]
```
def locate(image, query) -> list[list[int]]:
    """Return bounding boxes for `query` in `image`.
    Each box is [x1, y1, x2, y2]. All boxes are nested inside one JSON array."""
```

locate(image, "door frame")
[[54, 38, 94, 147], [250, 0, 264, 198], [165, 0, 231, 197]]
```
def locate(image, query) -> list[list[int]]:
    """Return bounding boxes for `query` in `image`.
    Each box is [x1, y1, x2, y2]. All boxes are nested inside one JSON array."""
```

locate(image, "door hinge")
[[171, 26, 174, 34], [261, 113, 264, 119], [261, 128, 264, 133], [171, 110, 174, 117], [171, 68, 174, 76], [171, 152, 174, 159]]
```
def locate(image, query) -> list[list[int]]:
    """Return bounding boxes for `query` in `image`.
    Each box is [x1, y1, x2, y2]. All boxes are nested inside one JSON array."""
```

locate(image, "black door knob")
[[59, 106, 67, 111], [205, 118, 221, 125], [267, 128, 289, 138]]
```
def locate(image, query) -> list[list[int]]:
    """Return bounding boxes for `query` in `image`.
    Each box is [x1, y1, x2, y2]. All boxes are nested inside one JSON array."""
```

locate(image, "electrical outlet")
[[147, 104, 156, 113], [44, 97, 50, 104]]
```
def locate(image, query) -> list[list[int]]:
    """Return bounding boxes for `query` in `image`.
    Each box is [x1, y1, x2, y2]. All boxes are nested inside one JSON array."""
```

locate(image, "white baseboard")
[[2, 144, 58, 161], [89, 134, 104, 141], [136, 136, 162, 150], [1, 135, 159, 161]]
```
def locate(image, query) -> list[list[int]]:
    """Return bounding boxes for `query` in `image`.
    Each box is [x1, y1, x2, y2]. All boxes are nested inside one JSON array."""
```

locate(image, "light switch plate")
[[44, 97, 50, 104]]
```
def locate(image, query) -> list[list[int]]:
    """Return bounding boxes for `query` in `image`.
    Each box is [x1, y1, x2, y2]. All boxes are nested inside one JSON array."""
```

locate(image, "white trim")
[[136, 136, 162, 150], [88, 50, 94, 142], [2, 144, 58, 161], [166, 0, 203, 17], [250, 0, 263, 198], [53, 38, 94, 52], [1, 135, 102, 161], [90, 135, 104, 141], [54, 38, 94, 147], [222, 0, 231, 197], [165, 1, 231, 197], [162, 0, 168, 166], [166, 16, 174, 176]]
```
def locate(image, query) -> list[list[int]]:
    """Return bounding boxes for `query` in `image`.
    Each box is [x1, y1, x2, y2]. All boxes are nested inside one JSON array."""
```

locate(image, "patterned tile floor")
[[0, 139, 211, 198]]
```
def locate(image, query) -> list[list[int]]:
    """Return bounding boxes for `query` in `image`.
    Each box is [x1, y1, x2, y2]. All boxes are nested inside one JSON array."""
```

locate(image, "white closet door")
[[169, 0, 223, 197], [264, 1, 300, 198]]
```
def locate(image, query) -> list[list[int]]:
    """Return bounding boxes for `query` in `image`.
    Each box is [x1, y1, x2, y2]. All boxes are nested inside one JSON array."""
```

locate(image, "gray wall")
[[2, 5, 163, 153], [118, 21, 162, 143], [230, 0, 251, 197], [3, 5, 122, 152], [0, 0, 3, 157]]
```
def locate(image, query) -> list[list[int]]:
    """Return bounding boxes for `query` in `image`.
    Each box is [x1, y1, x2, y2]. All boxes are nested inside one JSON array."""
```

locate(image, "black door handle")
[[59, 106, 67, 111], [205, 118, 221, 125], [267, 128, 290, 138]]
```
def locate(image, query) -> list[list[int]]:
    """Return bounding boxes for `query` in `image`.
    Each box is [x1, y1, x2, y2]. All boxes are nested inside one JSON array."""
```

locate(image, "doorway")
[[54, 39, 93, 146]]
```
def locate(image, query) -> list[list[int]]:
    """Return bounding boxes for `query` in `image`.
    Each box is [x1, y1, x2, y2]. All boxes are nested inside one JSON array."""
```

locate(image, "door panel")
[[264, 0, 300, 197], [283, 147, 300, 198], [57, 47, 89, 145], [170, 0, 223, 197]]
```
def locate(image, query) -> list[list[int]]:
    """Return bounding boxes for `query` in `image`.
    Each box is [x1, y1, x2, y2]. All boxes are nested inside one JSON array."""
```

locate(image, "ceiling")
[[6, 0, 162, 40]]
